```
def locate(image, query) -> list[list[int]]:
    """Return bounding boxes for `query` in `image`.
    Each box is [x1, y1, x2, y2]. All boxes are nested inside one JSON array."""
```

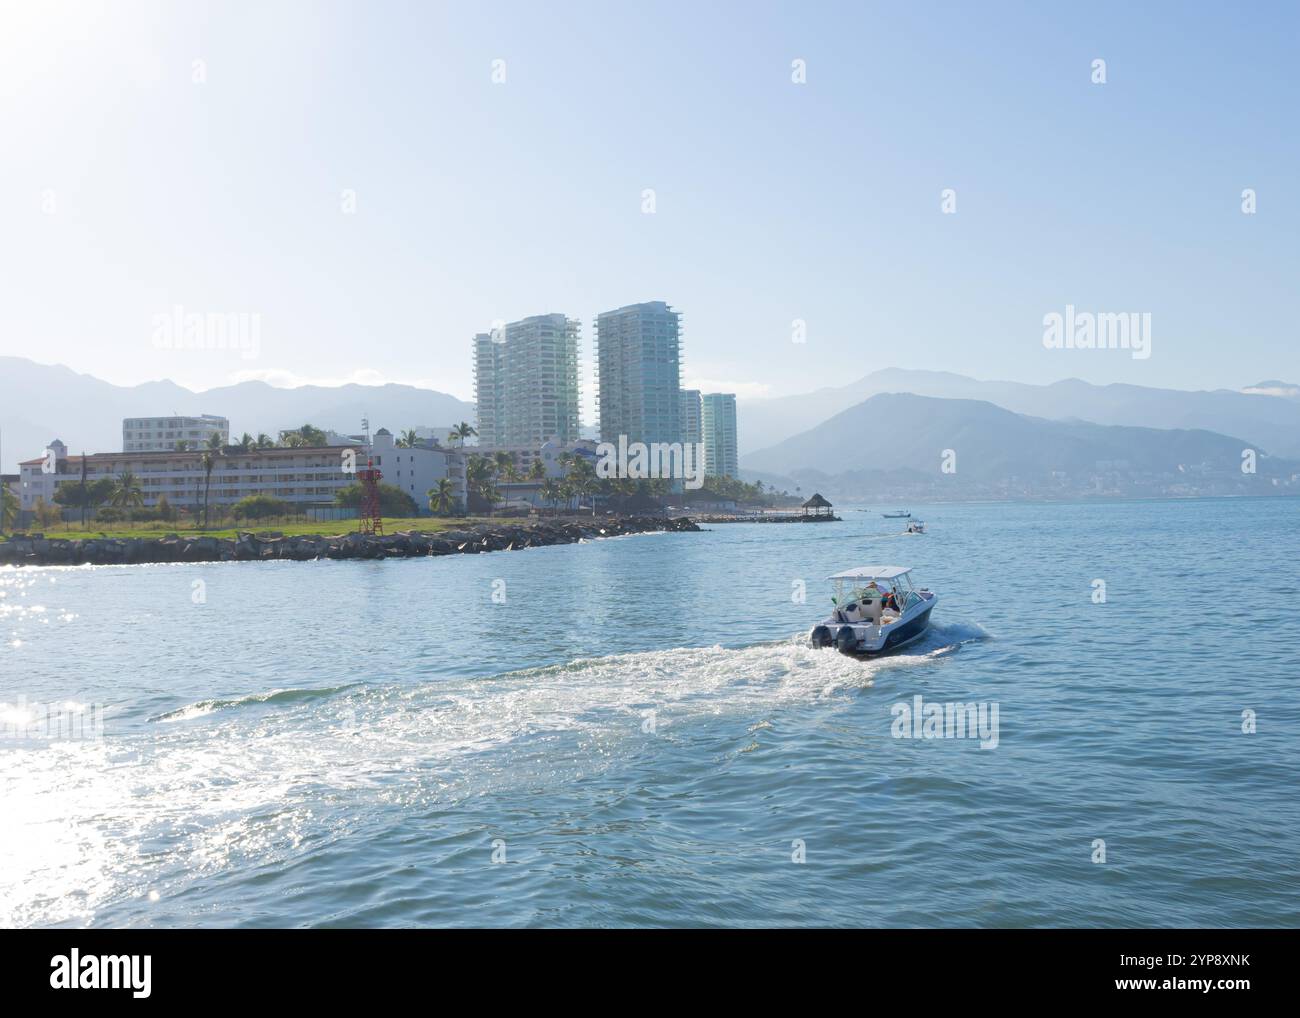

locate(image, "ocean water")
[[2, 498, 1298, 928]]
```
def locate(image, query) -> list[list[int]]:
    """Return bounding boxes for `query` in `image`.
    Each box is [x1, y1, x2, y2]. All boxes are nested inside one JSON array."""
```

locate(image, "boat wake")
[[147, 621, 991, 738], [149, 683, 359, 723], [0, 624, 990, 927]]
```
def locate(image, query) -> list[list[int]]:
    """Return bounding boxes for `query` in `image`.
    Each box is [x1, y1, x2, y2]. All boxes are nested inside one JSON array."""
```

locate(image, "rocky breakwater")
[[0, 517, 701, 567]]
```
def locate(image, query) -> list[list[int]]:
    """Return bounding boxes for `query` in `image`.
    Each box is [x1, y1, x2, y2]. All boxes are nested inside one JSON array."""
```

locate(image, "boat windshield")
[[832, 572, 916, 605]]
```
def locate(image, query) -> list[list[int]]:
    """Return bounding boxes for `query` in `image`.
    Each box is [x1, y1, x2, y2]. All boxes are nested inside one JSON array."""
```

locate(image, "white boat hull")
[[810, 593, 937, 655]]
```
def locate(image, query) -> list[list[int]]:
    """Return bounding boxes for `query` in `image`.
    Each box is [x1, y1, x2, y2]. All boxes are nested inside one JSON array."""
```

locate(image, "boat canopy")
[[826, 565, 912, 581]]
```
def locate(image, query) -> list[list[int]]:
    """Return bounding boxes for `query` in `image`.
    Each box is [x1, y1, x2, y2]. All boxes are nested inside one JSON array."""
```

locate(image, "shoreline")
[[693, 513, 840, 523], [0, 516, 701, 567]]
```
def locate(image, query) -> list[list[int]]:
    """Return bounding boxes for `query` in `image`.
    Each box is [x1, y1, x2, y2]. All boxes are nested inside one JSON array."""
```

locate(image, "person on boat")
[[882, 588, 899, 613]]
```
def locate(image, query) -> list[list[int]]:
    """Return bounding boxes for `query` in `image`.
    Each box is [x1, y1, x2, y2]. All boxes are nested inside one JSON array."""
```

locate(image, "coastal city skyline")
[[6, 294, 747, 521]]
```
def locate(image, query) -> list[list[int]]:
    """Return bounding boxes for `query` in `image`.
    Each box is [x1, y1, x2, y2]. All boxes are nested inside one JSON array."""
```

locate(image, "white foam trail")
[[0, 628, 988, 926]]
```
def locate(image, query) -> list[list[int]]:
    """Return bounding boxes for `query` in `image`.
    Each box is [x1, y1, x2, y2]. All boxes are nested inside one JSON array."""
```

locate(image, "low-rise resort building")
[[17, 430, 466, 517]]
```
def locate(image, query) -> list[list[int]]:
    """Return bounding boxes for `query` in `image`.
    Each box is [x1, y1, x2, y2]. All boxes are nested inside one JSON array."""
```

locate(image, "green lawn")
[[1, 516, 498, 542]]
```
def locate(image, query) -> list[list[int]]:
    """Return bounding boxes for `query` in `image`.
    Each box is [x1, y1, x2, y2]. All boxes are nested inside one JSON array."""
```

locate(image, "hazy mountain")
[[0, 357, 475, 472], [738, 368, 1300, 458], [744, 393, 1296, 493], [1242, 380, 1300, 399]]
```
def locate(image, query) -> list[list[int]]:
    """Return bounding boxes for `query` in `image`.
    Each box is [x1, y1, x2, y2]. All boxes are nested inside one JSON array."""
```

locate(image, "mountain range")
[[3, 357, 1298, 499], [0, 357, 475, 472], [738, 368, 1300, 459], [1242, 380, 1300, 400], [744, 392, 1290, 483]]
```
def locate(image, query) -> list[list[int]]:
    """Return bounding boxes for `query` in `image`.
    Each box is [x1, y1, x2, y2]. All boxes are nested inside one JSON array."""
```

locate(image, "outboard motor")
[[810, 625, 832, 649], [835, 626, 858, 654]]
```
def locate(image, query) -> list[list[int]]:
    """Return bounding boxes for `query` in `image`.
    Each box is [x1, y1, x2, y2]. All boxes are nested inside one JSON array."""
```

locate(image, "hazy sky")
[[2, 0, 1296, 420]]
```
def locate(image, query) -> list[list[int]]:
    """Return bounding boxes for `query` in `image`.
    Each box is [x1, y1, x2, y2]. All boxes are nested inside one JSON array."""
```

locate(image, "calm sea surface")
[[3, 498, 1298, 928]]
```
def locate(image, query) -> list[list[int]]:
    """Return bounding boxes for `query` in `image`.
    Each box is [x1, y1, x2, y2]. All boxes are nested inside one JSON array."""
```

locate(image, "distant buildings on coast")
[[594, 301, 684, 448], [701, 393, 738, 479], [122, 414, 229, 452], [472, 314, 581, 448], [17, 430, 466, 518], [680, 389, 702, 447], [11, 297, 744, 523], [474, 299, 739, 479]]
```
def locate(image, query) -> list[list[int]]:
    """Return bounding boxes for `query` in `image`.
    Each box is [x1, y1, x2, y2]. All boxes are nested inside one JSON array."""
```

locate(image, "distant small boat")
[[906, 520, 926, 534], [882, 510, 910, 518]]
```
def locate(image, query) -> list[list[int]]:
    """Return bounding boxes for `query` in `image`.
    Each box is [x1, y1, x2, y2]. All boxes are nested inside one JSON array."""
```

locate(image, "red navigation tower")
[[358, 457, 383, 535]]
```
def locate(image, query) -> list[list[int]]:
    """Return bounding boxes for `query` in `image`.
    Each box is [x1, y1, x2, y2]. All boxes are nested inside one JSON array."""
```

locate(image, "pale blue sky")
[[2, 0, 1296, 418]]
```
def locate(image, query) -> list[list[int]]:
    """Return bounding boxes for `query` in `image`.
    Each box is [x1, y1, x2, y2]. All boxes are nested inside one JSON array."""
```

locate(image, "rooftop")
[[19, 444, 361, 466]]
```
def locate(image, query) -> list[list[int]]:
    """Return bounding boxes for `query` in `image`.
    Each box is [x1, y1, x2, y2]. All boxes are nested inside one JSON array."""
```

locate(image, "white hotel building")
[[680, 389, 703, 447], [122, 415, 230, 452], [701, 393, 739, 478], [18, 429, 465, 515], [473, 314, 582, 448], [595, 301, 683, 447]]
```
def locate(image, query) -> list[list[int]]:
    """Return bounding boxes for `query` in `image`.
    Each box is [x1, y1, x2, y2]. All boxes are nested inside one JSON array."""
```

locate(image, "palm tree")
[[255, 433, 275, 449], [234, 432, 255, 453], [465, 454, 490, 488], [32, 496, 61, 530], [568, 456, 599, 514], [539, 478, 561, 514], [448, 422, 476, 448], [398, 429, 421, 449], [524, 458, 544, 512], [493, 452, 516, 507], [78, 452, 89, 528], [280, 424, 326, 448], [465, 455, 498, 515], [427, 478, 457, 516], [109, 471, 144, 509], [201, 432, 224, 528], [1, 483, 18, 533]]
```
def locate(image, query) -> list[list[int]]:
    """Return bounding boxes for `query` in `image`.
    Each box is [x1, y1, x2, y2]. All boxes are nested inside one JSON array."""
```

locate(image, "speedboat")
[[809, 565, 937, 655], [882, 510, 910, 518], [906, 520, 926, 534]]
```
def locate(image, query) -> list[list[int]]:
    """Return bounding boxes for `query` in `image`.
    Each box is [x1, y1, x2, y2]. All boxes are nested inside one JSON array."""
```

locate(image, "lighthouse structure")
[[355, 415, 383, 536], [358, 457, 383, 535]]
